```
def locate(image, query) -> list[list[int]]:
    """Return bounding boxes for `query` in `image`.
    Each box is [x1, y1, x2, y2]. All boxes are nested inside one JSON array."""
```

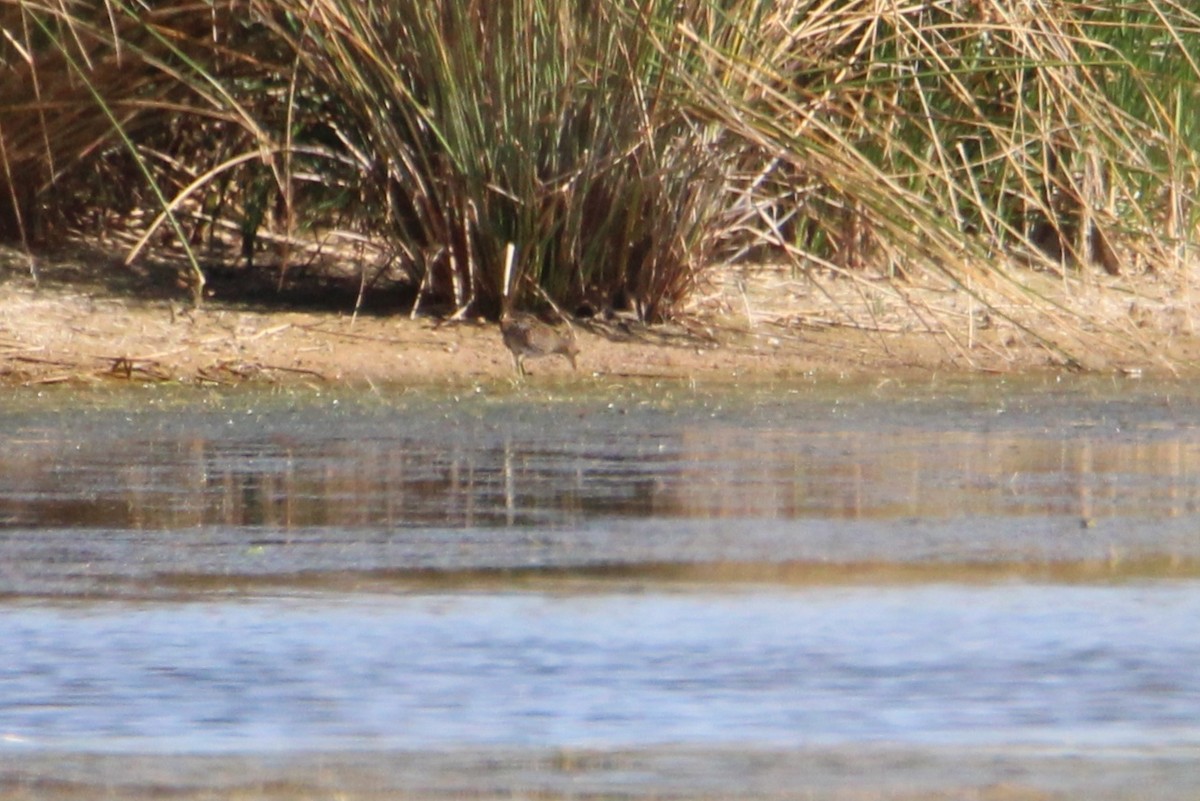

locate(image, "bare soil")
[[3, 745, 1195, 801], [3, 244, 1199, 388]]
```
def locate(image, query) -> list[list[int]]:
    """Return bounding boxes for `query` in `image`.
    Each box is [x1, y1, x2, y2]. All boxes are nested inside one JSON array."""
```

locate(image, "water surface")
[[4, 584, 1200, 754], [3, 375, 1200, 797]]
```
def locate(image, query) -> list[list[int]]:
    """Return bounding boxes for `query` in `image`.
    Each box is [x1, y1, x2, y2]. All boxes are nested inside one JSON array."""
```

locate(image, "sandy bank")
[[3, 246, 1197, 388]]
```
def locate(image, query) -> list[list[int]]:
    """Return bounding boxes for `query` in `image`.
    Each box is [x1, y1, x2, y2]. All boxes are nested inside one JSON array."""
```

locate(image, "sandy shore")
[[3, 745, 1197, 801], [5, 244, 1199, 388], [0, 279, 842, 387]]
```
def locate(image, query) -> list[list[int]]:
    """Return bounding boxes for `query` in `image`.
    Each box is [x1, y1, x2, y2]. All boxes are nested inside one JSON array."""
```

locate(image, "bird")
[[500, 312, 579, 377]]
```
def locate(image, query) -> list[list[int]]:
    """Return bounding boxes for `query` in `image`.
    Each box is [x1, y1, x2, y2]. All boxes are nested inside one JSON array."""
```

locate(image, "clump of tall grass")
[[0, 1, 174, 244], [247, 0, 731, 320], [0, 0, 302, 300], [685, 2, 1200, 329]]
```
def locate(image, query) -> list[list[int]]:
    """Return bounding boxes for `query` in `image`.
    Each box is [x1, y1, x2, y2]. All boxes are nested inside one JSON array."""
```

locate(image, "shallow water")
[[4, 585, 1200, 754], [3, 375, 1200, 795]]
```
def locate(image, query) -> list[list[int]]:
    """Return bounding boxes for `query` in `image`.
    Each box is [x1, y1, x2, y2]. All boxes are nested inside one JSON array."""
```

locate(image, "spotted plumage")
[[500, 313, 579, 376]]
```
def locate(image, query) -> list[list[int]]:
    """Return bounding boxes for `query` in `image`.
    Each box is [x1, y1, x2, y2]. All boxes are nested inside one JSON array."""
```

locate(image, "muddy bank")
[[4, 246, 1198, 387], [0, 280, 841, 387], [2, 746, 1196, 801]]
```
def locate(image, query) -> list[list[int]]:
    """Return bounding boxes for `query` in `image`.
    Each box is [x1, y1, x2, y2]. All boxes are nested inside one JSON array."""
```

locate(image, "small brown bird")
[[500, 313, 579, 377]]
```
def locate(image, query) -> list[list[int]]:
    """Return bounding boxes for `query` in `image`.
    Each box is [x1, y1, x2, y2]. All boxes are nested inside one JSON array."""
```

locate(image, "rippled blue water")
[[3, 584, 1200, 753]]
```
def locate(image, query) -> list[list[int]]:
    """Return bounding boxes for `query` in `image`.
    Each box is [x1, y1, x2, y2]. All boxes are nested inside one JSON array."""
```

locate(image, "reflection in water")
[[670, 427, 1200, 521], [3, 398, 1200, 530]]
